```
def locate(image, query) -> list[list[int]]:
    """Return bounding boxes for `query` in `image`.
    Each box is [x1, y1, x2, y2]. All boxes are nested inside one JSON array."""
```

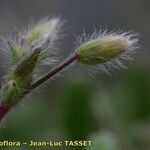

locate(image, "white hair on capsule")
[[0, 18, 64, 81], [23, 17, 64, 79], [25, 18, 63, 47], [75, 29, 139, 76], [0, 30, 21, 71]]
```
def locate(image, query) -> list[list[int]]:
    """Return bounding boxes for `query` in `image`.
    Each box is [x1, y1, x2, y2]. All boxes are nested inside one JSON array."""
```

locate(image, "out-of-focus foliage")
[[0, 67, 149, 150], [87, 132, 119, 150]]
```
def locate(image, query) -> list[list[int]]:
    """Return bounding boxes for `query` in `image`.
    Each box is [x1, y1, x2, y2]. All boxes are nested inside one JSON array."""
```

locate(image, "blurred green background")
[[0, 0, 150, 150]]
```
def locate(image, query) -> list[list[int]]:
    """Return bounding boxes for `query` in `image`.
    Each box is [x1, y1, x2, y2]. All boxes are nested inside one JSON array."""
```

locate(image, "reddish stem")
[[0, 104, 10, 122], [0, 53, 78, 122], [29, 53, 78, 91]]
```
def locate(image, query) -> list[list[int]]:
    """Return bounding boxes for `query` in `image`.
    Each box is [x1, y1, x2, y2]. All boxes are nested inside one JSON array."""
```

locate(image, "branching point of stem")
[[0, 52, 78, 122]]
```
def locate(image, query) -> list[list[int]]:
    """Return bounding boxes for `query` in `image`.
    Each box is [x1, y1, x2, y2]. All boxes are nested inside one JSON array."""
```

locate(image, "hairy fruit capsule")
[[75, 30, 139, 75], [77, 36, 129, 65]]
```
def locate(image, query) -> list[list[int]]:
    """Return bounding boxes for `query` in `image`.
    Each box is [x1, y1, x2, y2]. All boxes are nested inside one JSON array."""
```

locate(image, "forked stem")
[[30, 53, 77, 91], [0, 53, 78, 122]]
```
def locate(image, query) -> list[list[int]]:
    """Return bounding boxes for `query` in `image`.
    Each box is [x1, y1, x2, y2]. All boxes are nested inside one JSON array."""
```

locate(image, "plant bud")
[[76, 36, 129, 65], [14, 48, 41, 80], [75, 31, 139, 75], [26, 18, 61, 45], [8, 42, 24, 65], [0, 18, 63, 106], [1, 48, 41, 105]]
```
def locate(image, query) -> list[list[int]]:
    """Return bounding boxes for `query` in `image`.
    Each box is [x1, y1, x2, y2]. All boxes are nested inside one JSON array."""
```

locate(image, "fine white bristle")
[[75, 29, 139, 76]]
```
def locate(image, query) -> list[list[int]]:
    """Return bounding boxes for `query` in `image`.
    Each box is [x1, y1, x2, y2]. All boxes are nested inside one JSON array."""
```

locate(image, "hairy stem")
[[22, 53, 78, 97], [0, 53, 78, 122]]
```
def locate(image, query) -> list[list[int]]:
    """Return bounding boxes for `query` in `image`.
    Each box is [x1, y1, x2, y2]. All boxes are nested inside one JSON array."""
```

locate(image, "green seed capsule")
[[76, 36, 128, 65], [1, 48, 41, 105]]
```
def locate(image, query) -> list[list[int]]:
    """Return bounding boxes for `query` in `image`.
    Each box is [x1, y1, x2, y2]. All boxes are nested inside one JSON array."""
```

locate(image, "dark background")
[[0, 0, 150, 150]]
